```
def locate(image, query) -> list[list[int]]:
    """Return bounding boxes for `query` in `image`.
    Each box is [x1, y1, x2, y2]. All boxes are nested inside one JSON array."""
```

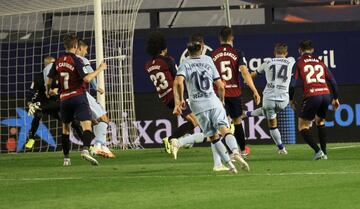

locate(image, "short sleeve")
[[256, 62, 267, 74], [73, 56, 87, 78], [177, 63, 187, 78], [237, 50, 247, 67]]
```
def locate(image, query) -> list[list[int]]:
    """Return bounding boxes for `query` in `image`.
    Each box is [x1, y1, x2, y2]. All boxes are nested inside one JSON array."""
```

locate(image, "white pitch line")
[[329, 145, 360, 150], [1, 171, 360, 182]]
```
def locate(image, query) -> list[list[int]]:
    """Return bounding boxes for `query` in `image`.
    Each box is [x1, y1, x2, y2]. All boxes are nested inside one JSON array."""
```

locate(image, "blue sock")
[[211, 143, 223, 167], [224, 133, 239, 154], [93, 122, 108, 145], [212, 138, 231, 163]]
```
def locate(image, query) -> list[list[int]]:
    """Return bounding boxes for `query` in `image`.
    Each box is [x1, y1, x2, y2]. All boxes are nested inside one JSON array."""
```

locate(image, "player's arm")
[[289, 63, 299, 110], [82, 62, 107, 83], [239, 65, 261, 105], [214, 79, 225, 105], [46, 64, 57, 98], [251, 62, 266, 79], [325, 68, 340, 110], [173, 75, 185, 115]]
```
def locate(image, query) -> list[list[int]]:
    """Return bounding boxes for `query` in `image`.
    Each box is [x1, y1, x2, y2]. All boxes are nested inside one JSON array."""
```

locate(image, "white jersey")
[[76, 55, 97, 89], [177, 55, 223, 114], [256, 57, 295, 101], [43, 63, 53, 84]]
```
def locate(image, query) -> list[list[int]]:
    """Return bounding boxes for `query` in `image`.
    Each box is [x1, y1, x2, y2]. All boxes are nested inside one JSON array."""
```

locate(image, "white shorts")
[[262, 98, 289, 120], [86, 92, 107, 120], [195, 107, 229, 137]]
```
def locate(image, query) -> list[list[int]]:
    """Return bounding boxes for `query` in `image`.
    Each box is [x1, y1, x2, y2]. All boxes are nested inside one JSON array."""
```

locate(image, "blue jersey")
[[177, 55, 223, 114], [77, 55, 97, 90]]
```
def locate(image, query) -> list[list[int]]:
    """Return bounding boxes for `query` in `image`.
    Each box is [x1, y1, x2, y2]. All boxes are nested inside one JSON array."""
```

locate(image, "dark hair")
[[299, 40, 314, 51], [63, 34, 78, 50], [78, 39, 88, 48], [146, 32, 167, 57], [189, 33, 204, 44], [220, 26, 232, 42], [274, 42, 288, 54]]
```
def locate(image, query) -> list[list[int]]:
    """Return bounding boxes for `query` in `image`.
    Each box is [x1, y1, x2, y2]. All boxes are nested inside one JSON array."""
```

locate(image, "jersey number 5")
[[150, 72, 169, 91], [60, 72, 69, 89], [220, 61, 232, 81], [304, 64, 325, 84]]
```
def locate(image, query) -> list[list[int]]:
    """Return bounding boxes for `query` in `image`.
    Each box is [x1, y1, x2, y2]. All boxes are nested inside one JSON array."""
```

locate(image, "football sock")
[[169, 122, 195, 141], [71, 120, 83, 139], [62, 134, 70, 158], [317, 125, 327, 155], [212, 138, 231, 163], [250, 108, 264, 117], [269, 127, 284, 149], [93, 121, 108, 145], [29, 113, 42, 138], [82, 130, 95, 149], [178, 133, 205, 147], [234, 124, 246, 151], [224, 133, 240, 154], [211, 143, 223, 167], [300, 129, 320, 153]]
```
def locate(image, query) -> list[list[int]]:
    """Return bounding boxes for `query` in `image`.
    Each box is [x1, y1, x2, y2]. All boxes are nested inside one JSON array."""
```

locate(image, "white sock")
[[224, 134, 239, 154], [270, 128, 284, 149], [212, 140, 231, 163], [178, 133, 204, 147], [211, 143, 223, 167], [93, 121, 108, 145], [250, 108, 265, 117]]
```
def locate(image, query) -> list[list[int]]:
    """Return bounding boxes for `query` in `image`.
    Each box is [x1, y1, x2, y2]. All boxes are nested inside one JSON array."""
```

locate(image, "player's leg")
[[264, 100, 287, 154], [298, 96, 324, 160], [225, 97, 248, 157], [74, 95, 98, 165], [62, 122, 71, 166], [25, 110, 43, 149], [213, 107, 249, 172], [315, 95, 331, 159]]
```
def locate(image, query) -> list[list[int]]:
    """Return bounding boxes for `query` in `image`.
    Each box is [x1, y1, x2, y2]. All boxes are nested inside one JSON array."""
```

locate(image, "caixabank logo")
[[1, 108, 56, 152]]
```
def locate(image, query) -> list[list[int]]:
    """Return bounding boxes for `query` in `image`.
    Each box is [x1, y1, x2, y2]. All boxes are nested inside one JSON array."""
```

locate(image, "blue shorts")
[[195, 107, 229, 137], [225, 96, 243, 119], [60, 93, 92, 123], [166, 100, 192, 118], [299, 94, 331, 121]]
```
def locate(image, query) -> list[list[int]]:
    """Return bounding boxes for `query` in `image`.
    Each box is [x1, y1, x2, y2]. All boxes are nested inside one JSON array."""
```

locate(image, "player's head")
[[63, 34, 78, 51], [187, 34, 203, 56], [274, 42, 288, 57], [76, 39, 89, 57], [298, 40, 314, 55], [219, 26, 233, 43], [43, 56, 55, 67], [146, 32, 167, 57]]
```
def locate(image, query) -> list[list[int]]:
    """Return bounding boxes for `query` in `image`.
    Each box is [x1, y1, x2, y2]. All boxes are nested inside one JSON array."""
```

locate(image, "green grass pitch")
[[0, 143, 359, 209]]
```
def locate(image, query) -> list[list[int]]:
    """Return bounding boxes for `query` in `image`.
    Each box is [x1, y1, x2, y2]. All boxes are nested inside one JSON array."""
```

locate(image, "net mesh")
[[0, 0, 142, 153]]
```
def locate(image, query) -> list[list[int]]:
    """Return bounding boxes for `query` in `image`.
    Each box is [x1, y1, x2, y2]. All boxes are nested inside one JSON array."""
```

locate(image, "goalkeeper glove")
[[28, 102, 41, 116]]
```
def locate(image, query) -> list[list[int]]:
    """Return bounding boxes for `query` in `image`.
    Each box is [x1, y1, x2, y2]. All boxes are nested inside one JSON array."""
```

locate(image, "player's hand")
[[253, 93, 261, 105], [99, 61, 107, 70], [49, 89, 57, 96], [290, 100, 297, 111], [28, 102, 41, 116], [332, 99, 340, 111], [173, 101, 186, 116], [97, 88, 105, 94]]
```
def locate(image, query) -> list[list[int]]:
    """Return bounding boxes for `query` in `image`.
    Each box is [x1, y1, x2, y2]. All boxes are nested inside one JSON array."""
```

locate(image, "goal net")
[[0, 0, 142, 153]]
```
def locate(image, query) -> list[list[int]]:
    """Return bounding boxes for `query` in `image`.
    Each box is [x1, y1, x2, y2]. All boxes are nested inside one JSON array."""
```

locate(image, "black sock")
[[234, 124, 246, 151], [62, 134, 70, 158], [169, 122, 195, 141], [82, 130, 95, 149], [29, 111, 42, 138], [317, 125, 327, 155], [71, 120, 83, 139], [300, 129, 320, 153]]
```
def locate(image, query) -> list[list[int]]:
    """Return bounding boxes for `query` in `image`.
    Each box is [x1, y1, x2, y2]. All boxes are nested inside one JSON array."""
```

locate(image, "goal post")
[[0, 0, 143, 153]]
